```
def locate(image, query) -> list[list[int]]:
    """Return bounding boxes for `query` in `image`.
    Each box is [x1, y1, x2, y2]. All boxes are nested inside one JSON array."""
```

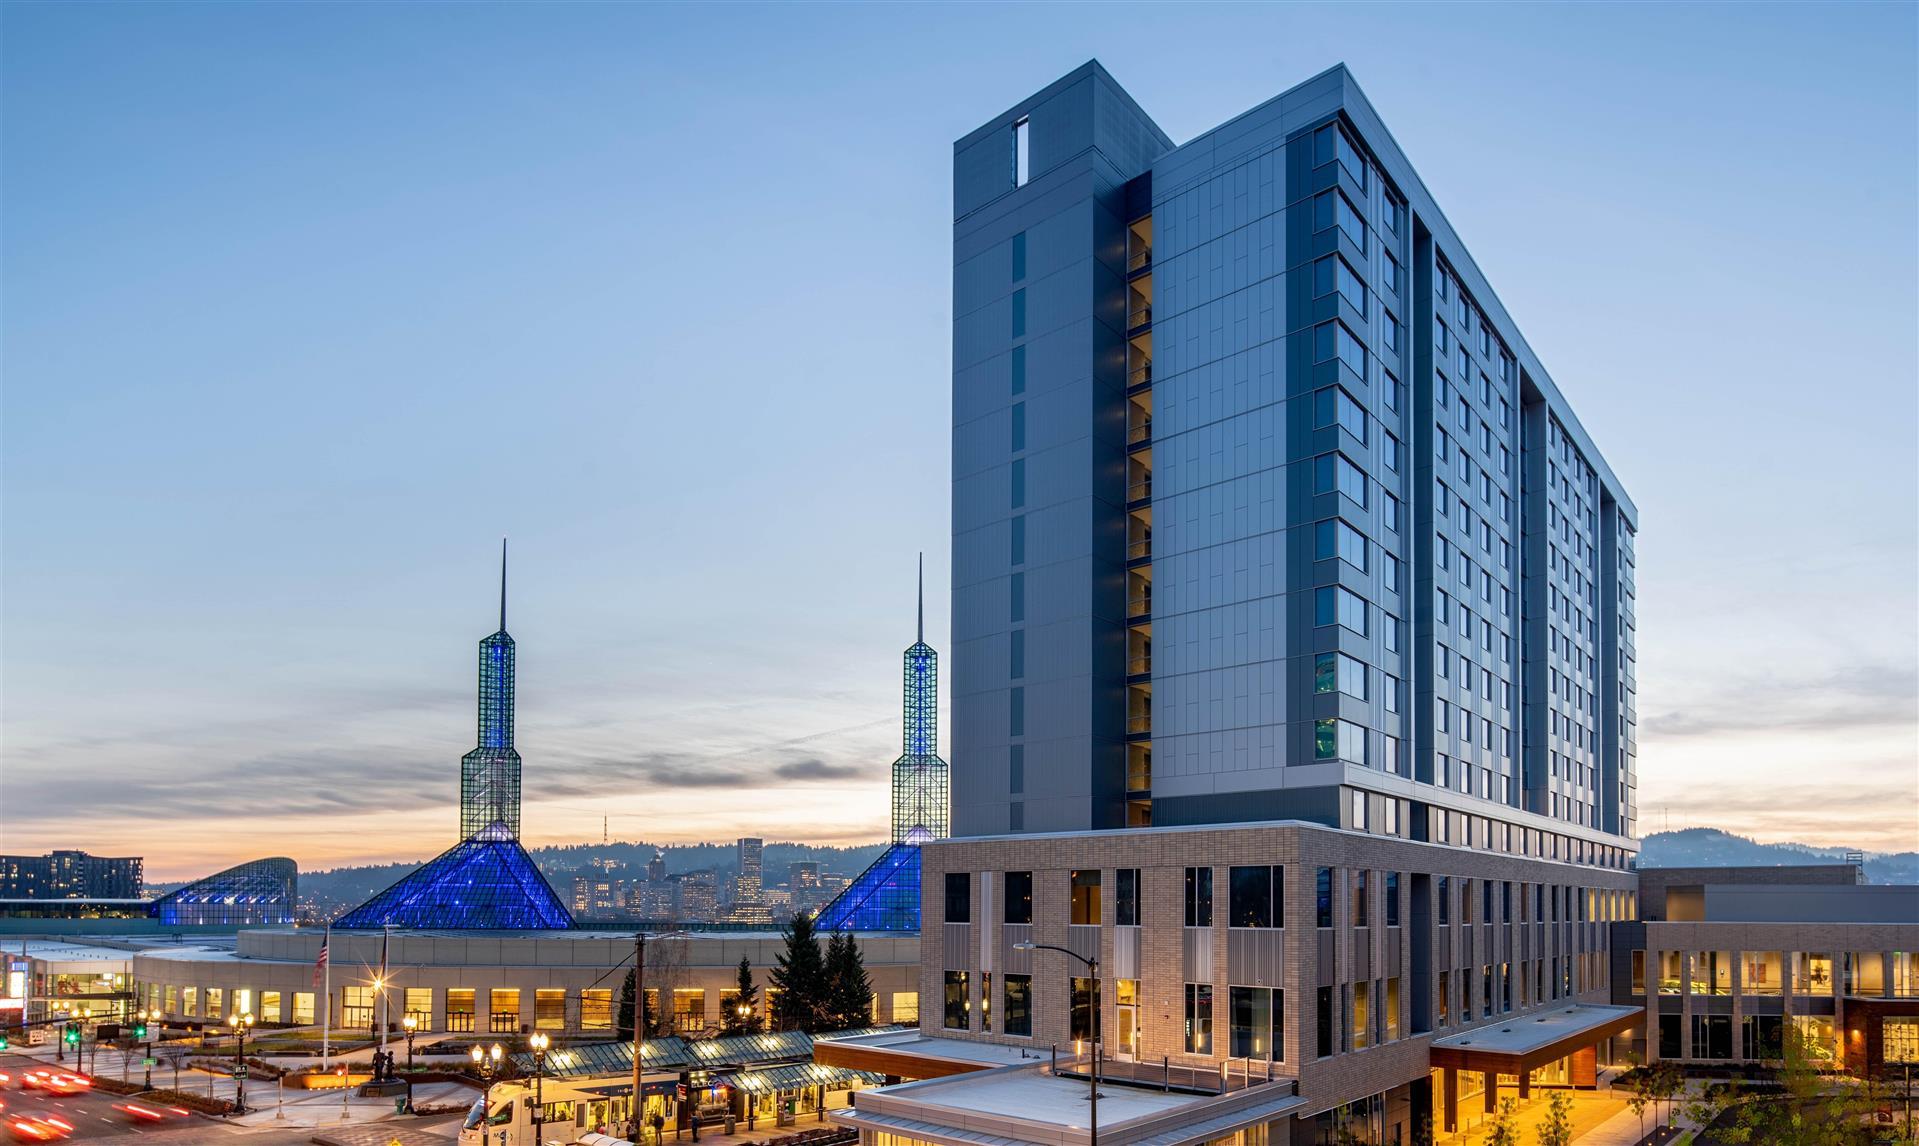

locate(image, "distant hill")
[[1637, 828, 1916, 885]]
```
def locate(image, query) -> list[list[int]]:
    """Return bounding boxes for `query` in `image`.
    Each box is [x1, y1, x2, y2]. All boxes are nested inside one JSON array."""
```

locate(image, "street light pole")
[[402, 1015, 418, 1113], [229, 1012, 254, 1115], [529, 1032, 550, 1133], [1012, 942, 1102, 1146]]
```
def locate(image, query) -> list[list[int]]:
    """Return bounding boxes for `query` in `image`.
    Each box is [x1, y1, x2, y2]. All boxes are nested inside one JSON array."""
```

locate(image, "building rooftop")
[[1431, 1003, 1641, 1057]]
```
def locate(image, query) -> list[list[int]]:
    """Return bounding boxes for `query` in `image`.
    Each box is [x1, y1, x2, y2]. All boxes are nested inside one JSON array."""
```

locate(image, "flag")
[[313, 927, 329, 989]]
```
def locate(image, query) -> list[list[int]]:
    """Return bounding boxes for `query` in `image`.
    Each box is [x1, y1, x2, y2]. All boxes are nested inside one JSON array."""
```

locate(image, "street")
[[0, 1052, 464, 1144]]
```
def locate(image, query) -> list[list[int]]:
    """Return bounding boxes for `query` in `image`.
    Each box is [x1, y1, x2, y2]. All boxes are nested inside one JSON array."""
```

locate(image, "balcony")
[[1127, 245, 1153, 274], [1127, 654, 1152, 678], [1127, 594, 1151, 620], [1127, 474, 1153, 504], [1128, 360, 1153, 389], [1126, 714, 1152, 736], [1127, 415, 1153, 447], [1127, 304, 1153, 332]]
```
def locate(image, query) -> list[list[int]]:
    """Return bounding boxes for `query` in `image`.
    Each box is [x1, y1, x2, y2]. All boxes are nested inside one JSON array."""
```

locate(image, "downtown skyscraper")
[[950, 62, 1637, 861]]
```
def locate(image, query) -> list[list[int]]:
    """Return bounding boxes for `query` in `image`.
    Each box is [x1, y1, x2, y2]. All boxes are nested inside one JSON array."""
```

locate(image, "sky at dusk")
[[3, 2, 1914, 881]]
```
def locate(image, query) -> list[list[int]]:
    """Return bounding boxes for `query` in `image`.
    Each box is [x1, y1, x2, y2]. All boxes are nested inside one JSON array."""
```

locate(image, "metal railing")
[[1128, 246, 1153, 273], [1127, 417, 1153, 446], [1126, 594, 1151, 618], [1127, 476, 1153, 503], [1127, 305, 1153, 331], [1052, 1052, 1285, 1096], [1127, 655, 1152, 677], [1127, 538, 1152, 562], [1126, 714, 1152, 735], [1129, 360, 1153, 388]]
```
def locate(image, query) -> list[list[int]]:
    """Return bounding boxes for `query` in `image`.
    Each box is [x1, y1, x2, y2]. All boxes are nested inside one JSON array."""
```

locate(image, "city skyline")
[[3, 3, 1915, 880]]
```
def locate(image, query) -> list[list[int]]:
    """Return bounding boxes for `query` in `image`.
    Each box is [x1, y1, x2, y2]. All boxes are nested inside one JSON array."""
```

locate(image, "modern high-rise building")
[[461, 539, 522, 840], [826, 62, 1655, 1146], [950, 61, 1636, 854]]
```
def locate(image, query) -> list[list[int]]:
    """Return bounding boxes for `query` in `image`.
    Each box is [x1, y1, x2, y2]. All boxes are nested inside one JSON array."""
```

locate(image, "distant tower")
[[460, 539, 523, 839], [891, 555, 949, 842]]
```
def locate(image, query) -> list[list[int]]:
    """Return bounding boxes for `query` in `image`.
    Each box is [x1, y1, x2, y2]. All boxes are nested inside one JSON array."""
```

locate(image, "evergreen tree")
[[824, 931, 874, 1031], [768, 913, 827, 1032], [723, 957, 762, 1036]]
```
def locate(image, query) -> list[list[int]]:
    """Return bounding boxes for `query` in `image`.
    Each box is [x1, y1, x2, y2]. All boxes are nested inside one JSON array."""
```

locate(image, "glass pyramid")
[[814, 841, 919, 933], [335, 822, 573, 930]]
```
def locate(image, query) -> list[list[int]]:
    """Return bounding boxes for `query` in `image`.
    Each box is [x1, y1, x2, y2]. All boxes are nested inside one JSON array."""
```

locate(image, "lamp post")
[[1012, 942, 1102, 1146], [228, 1012, 255, 1115], [401, 1015, 418, 1113], [529, 1032, 550, 1132]]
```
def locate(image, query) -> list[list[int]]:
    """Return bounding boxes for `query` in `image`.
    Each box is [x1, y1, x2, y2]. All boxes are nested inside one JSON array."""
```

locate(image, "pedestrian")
[[690, 1109, 701, 1142], [652, 1109, 666, 1146]]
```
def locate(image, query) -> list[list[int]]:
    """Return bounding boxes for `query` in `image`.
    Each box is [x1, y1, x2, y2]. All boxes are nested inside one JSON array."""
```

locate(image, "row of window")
[[1633, 950, 1919, 998]]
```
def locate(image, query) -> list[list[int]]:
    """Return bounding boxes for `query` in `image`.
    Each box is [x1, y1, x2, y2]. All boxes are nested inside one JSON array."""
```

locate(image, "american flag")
[[312, 928, 329, 988]]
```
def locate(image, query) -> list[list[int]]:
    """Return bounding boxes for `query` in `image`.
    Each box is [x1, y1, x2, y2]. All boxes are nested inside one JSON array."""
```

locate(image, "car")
[[15, 1073, 51, 1092], [111, 1102, 188, 1124], [6, 1115, 71, 1141]]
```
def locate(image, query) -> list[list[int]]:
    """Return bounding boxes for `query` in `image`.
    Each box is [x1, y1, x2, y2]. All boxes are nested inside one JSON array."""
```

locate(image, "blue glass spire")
[[461, 539, 522, 839], [891, 554, 948, 843]]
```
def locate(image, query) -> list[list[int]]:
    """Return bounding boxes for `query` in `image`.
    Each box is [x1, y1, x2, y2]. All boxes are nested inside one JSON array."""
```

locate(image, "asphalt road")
[[0, 1052, 459, 1144]]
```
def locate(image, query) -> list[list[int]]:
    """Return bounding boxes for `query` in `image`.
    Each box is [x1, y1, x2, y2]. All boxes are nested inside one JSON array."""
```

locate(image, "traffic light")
[[133, 1022, 148, 1039], [0, 1032, 9, 1050], [63, 1023, 80, 1046]]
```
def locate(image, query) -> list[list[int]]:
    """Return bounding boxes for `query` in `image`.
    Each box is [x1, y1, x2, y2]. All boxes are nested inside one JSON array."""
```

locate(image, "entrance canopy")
[[1429, 1003, 1641, 1076]]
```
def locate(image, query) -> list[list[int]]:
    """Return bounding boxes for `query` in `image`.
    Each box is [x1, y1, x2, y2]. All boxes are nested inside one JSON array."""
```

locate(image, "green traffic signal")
[[63, 1024, 80, 1045], [133, 1023, 147, 1039]]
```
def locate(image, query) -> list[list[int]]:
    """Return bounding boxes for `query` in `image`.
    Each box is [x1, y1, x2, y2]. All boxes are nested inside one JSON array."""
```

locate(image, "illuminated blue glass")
[[814, 842, 920, 933], [335, 823, 572, 930], [151, 858, 296, 927]]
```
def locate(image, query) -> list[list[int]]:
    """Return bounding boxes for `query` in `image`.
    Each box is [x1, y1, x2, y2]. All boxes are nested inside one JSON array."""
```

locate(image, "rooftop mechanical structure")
[[819, 557, 947, 933], [337, 542, 572, 930]]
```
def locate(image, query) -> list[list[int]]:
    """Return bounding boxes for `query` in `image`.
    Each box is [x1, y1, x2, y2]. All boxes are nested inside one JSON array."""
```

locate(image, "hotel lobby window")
[[489, 988, 521, 1033], [447, 988, 476, 1032], [581, 989, 613, 1031]]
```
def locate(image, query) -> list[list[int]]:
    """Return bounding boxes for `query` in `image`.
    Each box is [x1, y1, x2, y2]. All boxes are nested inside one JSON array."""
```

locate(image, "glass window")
[[1385, 872, 1400, 927], [1314, 122, 1367, 190], [1011, 231, 1027, 281], [1314, 586, 1368, 635], [1003, 974, 1031, 1036], [1313, 254, 1367, 315], [536, 989, 566, 1031], [206, 987, 225, 1021], [292, 992, 315, 1026], [944, 872, 971, 924], [1229, 986, 1283, 1061], [1352, 871, 1370, 928], [1313, 452, 1369, 507], [1011, 344, 1026, 395], [1316, 868, 1333, 928], [261, 991, 283, 1024], [1314, 320, 1368, 378], [1004, 871, 1033, 924], [1070, 977, 1100, 1042], [1316, 985, 1334, 1057], [891, 992, 919, 1025], [446, 988, 475, 1032], [1314, 385, 1369, 443], [1313, 651, 1367, 699], [1352, 980, 1371, 1050], [403, 988, 432, 1027], [1313, 187, 1367, 252], [1314, 518, 1369, 572], [1012, 118, 1029, 186], [1011, 288, 1026, 337], [1070, 869, 1101, 925], [1116, 869, 1140, 927], [943, 971, 969, 1030], [1229, 865, 1282, 929], [1185, 866, 1213, 927], [581, 989, 613, 1031], [489, 988, 520, 1034], [1185, 984, 1213, 1054]]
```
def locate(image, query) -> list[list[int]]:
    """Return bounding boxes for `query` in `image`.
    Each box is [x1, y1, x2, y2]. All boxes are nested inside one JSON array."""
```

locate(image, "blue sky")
[[3, 2, 1913, 878]]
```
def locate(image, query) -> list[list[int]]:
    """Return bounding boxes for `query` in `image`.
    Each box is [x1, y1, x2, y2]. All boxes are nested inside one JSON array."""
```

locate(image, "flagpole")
[[378, 925, 390, 1058], [320, 923, 332, 1071]]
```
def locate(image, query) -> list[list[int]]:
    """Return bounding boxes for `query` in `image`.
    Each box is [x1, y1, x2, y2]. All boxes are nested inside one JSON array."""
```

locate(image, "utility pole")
[[629, 932, 645, 1143]]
